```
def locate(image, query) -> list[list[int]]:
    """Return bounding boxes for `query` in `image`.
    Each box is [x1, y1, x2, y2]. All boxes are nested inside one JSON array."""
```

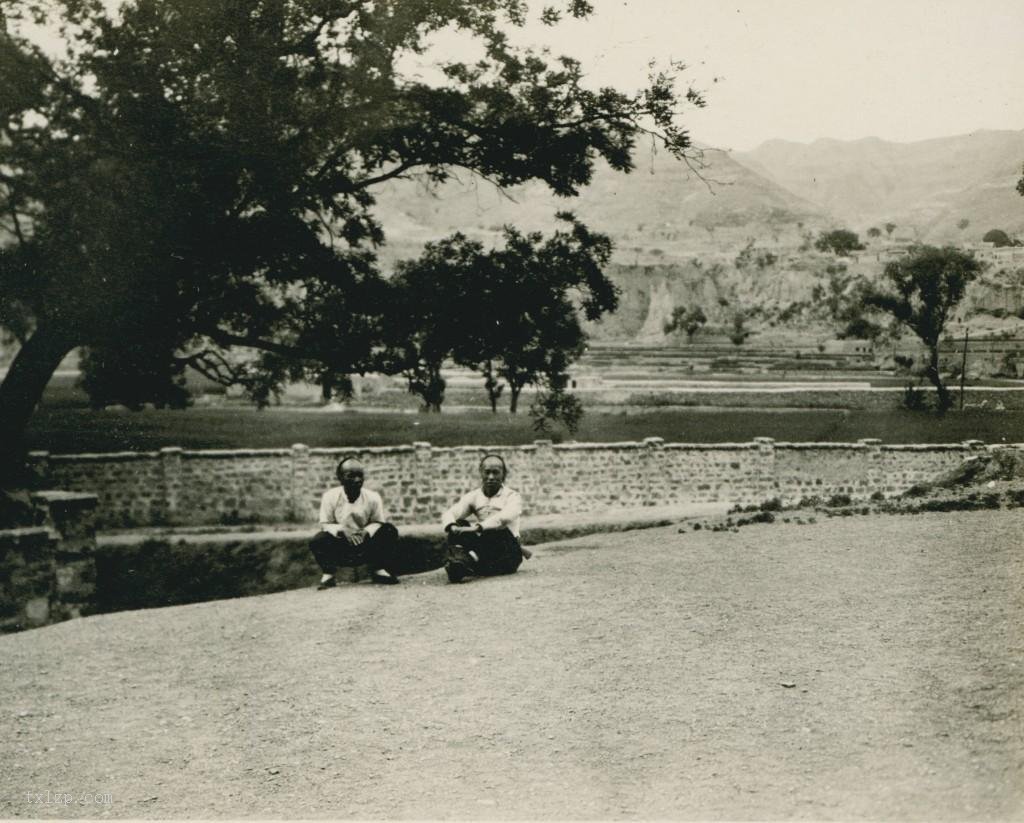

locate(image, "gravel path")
[[2, 509, 1022, 819]]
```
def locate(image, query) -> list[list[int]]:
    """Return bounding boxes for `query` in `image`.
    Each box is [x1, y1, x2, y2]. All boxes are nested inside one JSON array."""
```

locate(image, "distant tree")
[[867, 227, 882, 239], [79, 345, 190, 411], [384, 215, 617, 415], [838, 315, 882, 341], [864, 246, 983, 411], [529, 358, 585, 435], [663, 306, 707, 341], [815, 229, 865, 257], [480, 217, 617, 414], [1017, 163, 1024, 197], [729, 312, 749, 346], [982, 229, 1014, 247], [885, 222, 898, 238], [957, 218, 970, 232], [734, 240, 755, 269], [381, 238, 481, 412]]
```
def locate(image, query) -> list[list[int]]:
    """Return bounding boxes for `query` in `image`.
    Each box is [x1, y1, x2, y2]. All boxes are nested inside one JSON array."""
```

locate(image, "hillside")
[[371, 146, 830, 268], [737, 130, 1024, 242]]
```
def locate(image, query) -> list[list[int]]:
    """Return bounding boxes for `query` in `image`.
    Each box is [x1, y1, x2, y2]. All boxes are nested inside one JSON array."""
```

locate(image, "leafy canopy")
[[814, 229, 865, 257], [0, 0, 705, 438], [381, 213, 617, 414], [864, 245, 983, 410]]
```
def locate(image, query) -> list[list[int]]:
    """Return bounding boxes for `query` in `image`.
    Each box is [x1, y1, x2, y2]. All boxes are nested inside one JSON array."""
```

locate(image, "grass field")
[[25, 373, 1023, 452], [27, 402, 1024, 452]]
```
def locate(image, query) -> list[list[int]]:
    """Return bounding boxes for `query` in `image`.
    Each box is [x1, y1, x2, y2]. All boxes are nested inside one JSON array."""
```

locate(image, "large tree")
[[0, 0, 705, 482], [864, 246, 983, 411]]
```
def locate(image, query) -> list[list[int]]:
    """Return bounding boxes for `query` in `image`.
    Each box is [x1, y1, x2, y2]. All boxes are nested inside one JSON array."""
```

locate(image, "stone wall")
[[0, 492, 98, 633], [26, 439, 1004, 530]]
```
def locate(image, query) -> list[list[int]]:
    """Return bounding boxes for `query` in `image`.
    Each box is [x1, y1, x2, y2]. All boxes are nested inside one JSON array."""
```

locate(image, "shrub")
[[903, 383, 928, 411]]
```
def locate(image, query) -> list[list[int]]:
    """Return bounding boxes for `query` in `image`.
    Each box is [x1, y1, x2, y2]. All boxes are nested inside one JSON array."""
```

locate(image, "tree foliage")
[[0, 0, 705, 481], [814, 229, 865, 257], [864, 246, 983, 411], [663, 305, 707, 341], [982, 229, 1016, 248], [383, 214, 616, 414]]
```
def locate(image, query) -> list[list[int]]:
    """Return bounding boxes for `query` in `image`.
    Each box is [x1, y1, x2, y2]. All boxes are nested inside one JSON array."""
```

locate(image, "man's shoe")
[[445, 560, 469, 583], [371, 570, 400, 585], [316, 576, 337, 590]]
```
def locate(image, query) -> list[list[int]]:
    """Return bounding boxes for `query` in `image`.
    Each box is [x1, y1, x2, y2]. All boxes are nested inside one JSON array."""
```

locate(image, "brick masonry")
[[0, 492, 98, 633], [25, 439, 1010, 530]]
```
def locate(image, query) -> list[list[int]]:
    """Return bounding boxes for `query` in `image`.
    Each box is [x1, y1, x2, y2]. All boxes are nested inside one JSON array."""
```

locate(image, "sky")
[[488, 0, 1024, 151], [24, 0, 1024, 153]]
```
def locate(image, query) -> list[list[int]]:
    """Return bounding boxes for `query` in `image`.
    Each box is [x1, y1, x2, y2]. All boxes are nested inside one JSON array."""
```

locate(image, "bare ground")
[[2, 509, 1022, 820]]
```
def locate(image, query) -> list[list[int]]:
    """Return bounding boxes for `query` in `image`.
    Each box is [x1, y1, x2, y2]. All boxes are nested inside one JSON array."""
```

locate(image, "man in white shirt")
[[441, 454, 530, 583], [309, 457, 401, 588]]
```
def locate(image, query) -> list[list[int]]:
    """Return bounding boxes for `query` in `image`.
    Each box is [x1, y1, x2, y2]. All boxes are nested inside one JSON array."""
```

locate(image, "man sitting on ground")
[[310, 457, 401, 588], [441, 454, 531, 583]]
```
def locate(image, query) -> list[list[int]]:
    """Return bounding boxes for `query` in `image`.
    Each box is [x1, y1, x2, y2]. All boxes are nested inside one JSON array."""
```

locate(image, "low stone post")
[[753, 437, 778, 505], [642, 437, 666, 506], [31, 491, 99, 621], [532, 440, 555, 515], [290, 443, 312, 522], [858, 438, 884, 497], [412, 442, 435, 521], [159, 447, 183, 524]]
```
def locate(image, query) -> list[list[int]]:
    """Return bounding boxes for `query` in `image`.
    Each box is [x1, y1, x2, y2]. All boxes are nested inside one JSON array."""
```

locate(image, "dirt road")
[[2, 509, 1022, 819]]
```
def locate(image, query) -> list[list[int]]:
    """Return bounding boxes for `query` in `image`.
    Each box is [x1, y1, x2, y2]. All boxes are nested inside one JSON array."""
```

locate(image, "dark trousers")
[[446, 525, 523, 577], [309, 523, 401, 576]]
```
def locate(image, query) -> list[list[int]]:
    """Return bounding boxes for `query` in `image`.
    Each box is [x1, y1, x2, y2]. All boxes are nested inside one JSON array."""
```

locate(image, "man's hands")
[[448, 524, 482, 535], [322, 523, 365, 545]]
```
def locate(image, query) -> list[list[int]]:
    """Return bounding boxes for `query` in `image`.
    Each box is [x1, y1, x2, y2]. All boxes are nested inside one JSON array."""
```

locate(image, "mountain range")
[[369, 129, 1024, 343], [738, 130, 1024, 243], [372, 144, 829, 267]]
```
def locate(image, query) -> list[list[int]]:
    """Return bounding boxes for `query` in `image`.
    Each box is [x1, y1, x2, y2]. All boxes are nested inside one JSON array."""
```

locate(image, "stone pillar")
[[642, 437, 666, 506], [532, 440, 555, 515], [858, 438, 884, 497], [0, 528, 57, 633], [31, 491, 99, 621], [290, 444, 312, 522], [753, 437, 778, 505], [159, 447, 183, 524], [412, 442, 434, 521]]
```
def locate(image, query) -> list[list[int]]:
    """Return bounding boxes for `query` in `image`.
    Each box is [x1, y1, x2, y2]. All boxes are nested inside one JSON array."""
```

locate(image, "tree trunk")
[[925, 344, 952, 412], [508, 383, 522, 414], [0, 323, 76, 485], [483, 361, 503, 414]]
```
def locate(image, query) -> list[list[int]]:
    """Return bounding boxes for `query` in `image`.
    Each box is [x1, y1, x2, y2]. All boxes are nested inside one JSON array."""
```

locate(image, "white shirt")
[[318, 487, 385, 536], [441, 485, 523, 538]]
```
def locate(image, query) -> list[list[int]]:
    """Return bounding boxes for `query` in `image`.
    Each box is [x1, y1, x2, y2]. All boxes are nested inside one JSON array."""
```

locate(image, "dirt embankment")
[[1, 502, 1022, 819]]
